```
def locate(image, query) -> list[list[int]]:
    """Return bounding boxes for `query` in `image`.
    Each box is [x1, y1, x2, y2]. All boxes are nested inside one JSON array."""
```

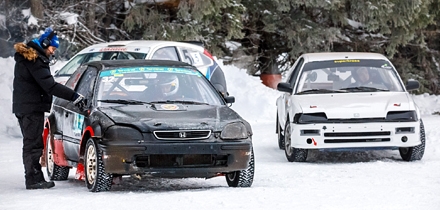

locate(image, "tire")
[[399, 120, 426, 161], [226, 148, 255, 187], [45, 127, 70, 180], [284, 120, 308, 162], [84, 138, 112, 192], [277, 115, 285, 150]]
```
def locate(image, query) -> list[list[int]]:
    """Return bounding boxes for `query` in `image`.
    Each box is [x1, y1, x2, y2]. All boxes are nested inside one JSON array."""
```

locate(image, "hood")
[[98, 104, 243, 132], [296, 92, 416, 119]]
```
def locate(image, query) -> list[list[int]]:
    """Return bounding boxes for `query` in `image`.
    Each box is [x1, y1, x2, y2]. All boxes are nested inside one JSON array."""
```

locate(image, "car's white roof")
[[77, 40, 205, 54], [301, 52, 388, 62]]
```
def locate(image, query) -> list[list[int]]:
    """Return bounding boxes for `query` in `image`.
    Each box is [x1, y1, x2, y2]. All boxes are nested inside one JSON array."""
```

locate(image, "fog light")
[[401, 136, 408, 142], [306, 138, 312, 144]]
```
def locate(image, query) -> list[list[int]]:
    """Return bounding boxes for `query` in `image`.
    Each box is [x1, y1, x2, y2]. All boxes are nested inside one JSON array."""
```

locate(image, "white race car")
[[53, 40, 228, 96], [276, 52, 425, 162]]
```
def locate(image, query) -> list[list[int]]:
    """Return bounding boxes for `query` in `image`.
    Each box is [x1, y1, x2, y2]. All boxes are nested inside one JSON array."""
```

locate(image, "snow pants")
[[15, 112, 46, 186]]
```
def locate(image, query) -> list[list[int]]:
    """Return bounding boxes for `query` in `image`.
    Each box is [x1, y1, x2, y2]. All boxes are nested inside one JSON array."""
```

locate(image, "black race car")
[[43, 60, 254, 192]]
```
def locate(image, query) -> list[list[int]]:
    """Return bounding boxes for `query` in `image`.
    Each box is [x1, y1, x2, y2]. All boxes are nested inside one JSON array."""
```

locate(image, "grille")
[[135, 154, 228, 167], [324, 131, 390, 137], [153, 130, 211, 140], [324, 138, 391, 143]]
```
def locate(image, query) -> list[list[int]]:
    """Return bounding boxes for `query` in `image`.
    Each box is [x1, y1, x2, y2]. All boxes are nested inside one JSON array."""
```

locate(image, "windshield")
[[57, 51, 147, 76], [96, 66, 224, 106], [295, 59, 404, 94]]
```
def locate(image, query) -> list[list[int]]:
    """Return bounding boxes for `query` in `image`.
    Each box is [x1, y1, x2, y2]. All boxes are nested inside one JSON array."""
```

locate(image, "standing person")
[[12, 27, 86, 190]]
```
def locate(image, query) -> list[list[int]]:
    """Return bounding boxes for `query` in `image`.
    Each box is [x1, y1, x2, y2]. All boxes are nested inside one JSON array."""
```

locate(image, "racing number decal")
[[190, 52, 203, 66], [73, 113, 84, 138]]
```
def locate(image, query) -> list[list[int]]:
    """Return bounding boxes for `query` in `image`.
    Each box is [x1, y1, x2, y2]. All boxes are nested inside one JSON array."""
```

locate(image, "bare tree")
[[30, 0, 43, 19]]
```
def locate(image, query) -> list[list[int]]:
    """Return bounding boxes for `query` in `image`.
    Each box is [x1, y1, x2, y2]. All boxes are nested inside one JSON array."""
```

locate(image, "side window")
[[180, 47, 212, 67], [288, 57, 304, 87], [152, 47, 179, 61], [65, 65, 88, 90], [75, 67, 98, 101]]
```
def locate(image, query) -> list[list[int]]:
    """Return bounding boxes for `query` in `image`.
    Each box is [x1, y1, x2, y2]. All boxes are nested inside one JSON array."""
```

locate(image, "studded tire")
[[277, 114, 285, 150], [45, 127, 70, 180], [226, 148, 255, 187], [399, 119, 426, 161], [284, 120, 308, 162], [84, 138, 112, 192]]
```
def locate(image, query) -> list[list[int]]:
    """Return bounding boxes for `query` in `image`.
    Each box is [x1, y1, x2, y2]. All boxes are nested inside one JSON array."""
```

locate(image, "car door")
[[62, 66, 98, 162], [278, 57, 304, 129]]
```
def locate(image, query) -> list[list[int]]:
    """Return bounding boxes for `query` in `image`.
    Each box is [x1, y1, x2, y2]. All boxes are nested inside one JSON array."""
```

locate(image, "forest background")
[[1, 0, 440, 94]]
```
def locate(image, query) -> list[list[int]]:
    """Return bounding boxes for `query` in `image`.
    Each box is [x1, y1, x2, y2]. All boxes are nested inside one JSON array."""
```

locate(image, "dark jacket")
[[13, 41, 76, 114]]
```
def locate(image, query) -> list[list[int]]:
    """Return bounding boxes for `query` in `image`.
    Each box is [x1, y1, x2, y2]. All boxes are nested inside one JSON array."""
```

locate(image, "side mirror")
[[224, 96, 235, 104], [406, 80, 420, 91], [277, 82, 293, 93]]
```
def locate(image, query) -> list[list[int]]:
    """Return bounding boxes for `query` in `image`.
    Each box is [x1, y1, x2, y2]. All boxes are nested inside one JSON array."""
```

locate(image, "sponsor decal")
[[100, 67, 202, 77], [334, 59, 360, 63], [99, 47, 127, 52], [381, 63, 392, 69], [73, 113, 84, 137], [161, 104, 179, 110]]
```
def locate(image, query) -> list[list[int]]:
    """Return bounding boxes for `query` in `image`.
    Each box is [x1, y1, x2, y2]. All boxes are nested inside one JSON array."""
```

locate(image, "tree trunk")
[[86, 0, 96, 33], [30, 0, 43, 19]]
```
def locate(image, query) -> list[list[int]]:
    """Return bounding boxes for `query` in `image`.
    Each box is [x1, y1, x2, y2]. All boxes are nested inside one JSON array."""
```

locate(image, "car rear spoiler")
[[179, 41, 204, 47]]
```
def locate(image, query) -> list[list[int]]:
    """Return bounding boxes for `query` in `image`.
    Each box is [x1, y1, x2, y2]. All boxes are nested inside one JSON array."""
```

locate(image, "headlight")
[[104, 125, 143, 140], [295, 112, 328, 123], [220, 122, 248, 140], [386, 111, 417, 122]]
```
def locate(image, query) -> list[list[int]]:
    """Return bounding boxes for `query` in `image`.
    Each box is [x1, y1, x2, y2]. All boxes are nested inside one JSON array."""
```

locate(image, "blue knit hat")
[[38, 27, 59, 48]]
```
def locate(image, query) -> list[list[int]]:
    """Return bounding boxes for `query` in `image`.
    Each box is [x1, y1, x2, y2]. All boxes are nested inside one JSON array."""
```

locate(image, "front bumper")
[[289, 121, 421, 150], [99, 140, 252, 178]]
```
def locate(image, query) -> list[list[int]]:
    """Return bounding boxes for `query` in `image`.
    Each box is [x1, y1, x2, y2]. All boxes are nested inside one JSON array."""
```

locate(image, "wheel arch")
[[79, 125, 98, 162]]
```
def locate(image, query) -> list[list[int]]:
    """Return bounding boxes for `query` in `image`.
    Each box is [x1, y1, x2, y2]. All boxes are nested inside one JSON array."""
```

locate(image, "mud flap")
[[75, 162, 85, 181]]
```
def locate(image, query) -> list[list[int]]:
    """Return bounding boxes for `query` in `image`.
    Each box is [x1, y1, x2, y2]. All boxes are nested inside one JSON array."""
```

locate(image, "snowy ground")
[[0, 58, 439, 210]]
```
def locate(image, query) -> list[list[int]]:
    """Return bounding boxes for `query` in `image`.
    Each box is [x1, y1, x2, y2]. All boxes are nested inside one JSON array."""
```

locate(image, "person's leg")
[[16, 112, 54, 189]]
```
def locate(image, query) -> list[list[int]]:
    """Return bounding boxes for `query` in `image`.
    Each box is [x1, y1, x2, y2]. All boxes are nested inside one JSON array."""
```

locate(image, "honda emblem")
[[179, 132, 186, 138]]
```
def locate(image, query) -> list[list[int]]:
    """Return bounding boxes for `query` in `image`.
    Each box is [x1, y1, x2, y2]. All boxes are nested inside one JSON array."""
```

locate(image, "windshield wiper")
[[339, 86, 389, 92], [297, 89, 347, 95], [149, 100, 209, 105], [98, 99, 149, 105]]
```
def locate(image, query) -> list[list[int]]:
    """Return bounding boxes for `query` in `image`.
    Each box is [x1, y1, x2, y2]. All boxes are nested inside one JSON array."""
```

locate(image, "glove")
[[73, 93, 86, 111]]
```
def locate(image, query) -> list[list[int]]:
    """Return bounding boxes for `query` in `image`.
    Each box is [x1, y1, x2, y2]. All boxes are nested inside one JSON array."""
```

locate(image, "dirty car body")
[[276, 52, 425, 162], [44, 60, 254, 192]]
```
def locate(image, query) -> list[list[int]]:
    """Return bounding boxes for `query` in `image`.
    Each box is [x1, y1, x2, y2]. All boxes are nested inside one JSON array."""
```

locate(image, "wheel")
[[45, 127, 70, 180], [226, 148, 255, 187], [277, 115, 285, 150], [284, 120, 308, 162], [84, 138, 112, 192], [399, 120, 426, 161]]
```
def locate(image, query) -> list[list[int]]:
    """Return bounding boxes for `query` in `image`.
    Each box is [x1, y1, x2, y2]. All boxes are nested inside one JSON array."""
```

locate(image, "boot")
[[26, 181, 55, 190]]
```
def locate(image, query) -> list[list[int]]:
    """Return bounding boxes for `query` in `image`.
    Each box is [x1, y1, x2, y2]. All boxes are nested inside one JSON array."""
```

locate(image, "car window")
[[57, 54, 87, 76], [75, 67, 98, 101], [151, 47, 179, 61], [296, 59, 404, 94], [96, 66, 223, 105], [288, 57, 304, 87]]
